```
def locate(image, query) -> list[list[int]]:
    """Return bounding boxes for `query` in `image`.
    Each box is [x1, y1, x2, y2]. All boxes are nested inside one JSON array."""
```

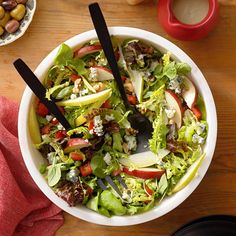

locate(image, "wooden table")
[[1, 0, 236, 235]]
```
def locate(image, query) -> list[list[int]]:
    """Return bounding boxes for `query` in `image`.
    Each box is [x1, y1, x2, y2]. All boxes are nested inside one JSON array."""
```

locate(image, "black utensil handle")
[[14, 58, 72, 131], [89, 2, 130, 109]]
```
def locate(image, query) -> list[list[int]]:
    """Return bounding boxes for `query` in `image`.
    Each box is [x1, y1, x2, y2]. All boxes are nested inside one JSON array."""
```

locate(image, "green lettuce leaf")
[[176, 62, 191, 75], [45, 81, 70, 100], [99, 190, 127, 216], [47, 163, 64, 187], [90, 154, 107, 178], [149, 108, 169, 154], [54, 43, 73, 65]]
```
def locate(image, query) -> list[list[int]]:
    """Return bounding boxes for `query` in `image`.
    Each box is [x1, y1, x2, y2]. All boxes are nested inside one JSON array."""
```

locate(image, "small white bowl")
[[0, 0, 36, 46], [18, 27, 217, 226]]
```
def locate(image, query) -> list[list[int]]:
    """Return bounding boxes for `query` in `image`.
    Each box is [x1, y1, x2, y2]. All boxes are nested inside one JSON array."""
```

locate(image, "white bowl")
[[18, 27, 217, 226], [0, 0, 36, 46]]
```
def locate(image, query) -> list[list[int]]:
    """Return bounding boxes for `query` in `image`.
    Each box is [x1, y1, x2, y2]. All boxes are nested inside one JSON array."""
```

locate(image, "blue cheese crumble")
[[168, 76, 183, 94], [93, 115, 104, 136], [105, 114, 115, 122], [124, 135, 137, 151], [89, 67, 98, 81], [165, 108, 176, 119], [192, 134, 205, 144], [104, 152, 112, 165]]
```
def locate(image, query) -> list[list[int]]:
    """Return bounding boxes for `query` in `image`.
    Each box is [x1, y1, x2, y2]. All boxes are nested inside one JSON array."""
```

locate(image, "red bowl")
[[157, 0, 219, 41]]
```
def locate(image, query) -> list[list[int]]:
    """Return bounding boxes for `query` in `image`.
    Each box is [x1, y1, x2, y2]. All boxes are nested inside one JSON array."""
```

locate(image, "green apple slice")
[[82, 77, 96, 93], [119, 149, 170, 169], [28, 105, 41, 144], [75, 88, 112, 126], [127, 68, 144, 103], [75, 99, 106, 126], [172, 153, 205, 193], [56, 88, 112, 107]]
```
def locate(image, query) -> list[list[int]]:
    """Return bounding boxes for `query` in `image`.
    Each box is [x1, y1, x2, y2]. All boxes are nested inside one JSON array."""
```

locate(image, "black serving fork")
[[89, 2, 153, 153], [14, 58, 129, 197], [14, 58, 72, 131], [97, 175, 130, 198]]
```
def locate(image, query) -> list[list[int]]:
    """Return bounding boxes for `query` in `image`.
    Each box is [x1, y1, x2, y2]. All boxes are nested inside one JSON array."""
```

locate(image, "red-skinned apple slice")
[[91, 66, 114, 81], [191, 105, 202, 120], [182, 76, 197, 109], [123, 167, 165, 179], [64, 138, 91, 153], [165, 90, 184, 128], [74, 45, 102, 58]]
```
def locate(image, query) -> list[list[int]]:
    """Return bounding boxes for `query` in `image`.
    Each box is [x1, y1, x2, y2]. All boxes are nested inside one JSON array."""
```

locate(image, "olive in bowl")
[[0, 0, 36, 46]]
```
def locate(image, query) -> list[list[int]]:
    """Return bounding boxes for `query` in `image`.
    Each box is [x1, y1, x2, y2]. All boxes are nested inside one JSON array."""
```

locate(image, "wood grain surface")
[[1, 0, 236, 235]]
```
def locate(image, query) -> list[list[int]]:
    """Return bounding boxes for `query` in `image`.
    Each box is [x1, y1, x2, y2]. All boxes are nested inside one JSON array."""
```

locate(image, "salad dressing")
[[172, 0, 209, 25]]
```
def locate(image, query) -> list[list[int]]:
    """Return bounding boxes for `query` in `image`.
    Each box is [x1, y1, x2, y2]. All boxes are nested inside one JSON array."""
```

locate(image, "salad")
[[32, 37, 208, 217]]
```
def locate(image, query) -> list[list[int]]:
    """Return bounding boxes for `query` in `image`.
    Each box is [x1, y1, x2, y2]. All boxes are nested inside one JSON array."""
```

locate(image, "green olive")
[[10, 4, 26, 21], [0, 11, 10, 27], [0, 25, 4, 36], [0, 6, 5, 20]]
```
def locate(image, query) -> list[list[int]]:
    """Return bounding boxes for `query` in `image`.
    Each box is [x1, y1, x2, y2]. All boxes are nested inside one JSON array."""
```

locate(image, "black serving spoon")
[[89, 2, 153, 152], [14, 58, 72, 131]]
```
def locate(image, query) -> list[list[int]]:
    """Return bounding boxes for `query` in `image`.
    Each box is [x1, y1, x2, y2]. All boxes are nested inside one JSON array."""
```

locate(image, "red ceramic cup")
[[157, 0, 219, 41]]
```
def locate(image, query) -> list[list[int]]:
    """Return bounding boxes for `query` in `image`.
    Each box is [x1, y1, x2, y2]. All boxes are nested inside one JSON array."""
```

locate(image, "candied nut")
[[124, 81, 134, 93], [84, 108, 101, 121], [122, 143, 130, 154], [10, 3, 26, 21], [88, 59, 97, 67], [125, 127, 138, 136], [93, 82, 105, 92], [2, 0, 17, 11]]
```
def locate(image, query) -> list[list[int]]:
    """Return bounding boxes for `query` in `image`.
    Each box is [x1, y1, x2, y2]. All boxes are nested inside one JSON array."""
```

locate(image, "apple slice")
[[82, 77, 96, 93], [90, 66, 114, 81], [64, 138, 91, 153], [127, 68, 144, 103], [171, 153, 205, 193], [74, 45, 102, 58], [191, 105, 202, 120], [75, 89, 112, 126], [56, 88, 112, 107], [123, 167, 165, 179], [182, 76, 197, 109], [75, 99, 107, 126], [165, 90, 184, 128], [28, 105, 41, 144], [119, 149, 170, 168]]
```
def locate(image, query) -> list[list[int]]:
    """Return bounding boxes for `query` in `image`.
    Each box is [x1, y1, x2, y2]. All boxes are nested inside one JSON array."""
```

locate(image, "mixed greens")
[[31, 37, 208, 217]]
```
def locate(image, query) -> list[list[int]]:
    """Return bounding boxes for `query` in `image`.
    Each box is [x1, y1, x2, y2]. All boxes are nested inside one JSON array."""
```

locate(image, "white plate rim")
[[18, 27, 217, 226]]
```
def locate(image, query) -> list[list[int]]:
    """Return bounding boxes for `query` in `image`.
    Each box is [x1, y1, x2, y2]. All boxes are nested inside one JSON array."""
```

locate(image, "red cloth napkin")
[[0, 96, 64, 236]]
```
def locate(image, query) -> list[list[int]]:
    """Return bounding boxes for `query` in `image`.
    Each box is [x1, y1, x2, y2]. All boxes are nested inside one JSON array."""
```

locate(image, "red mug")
[[157, 0, 219, 41]]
